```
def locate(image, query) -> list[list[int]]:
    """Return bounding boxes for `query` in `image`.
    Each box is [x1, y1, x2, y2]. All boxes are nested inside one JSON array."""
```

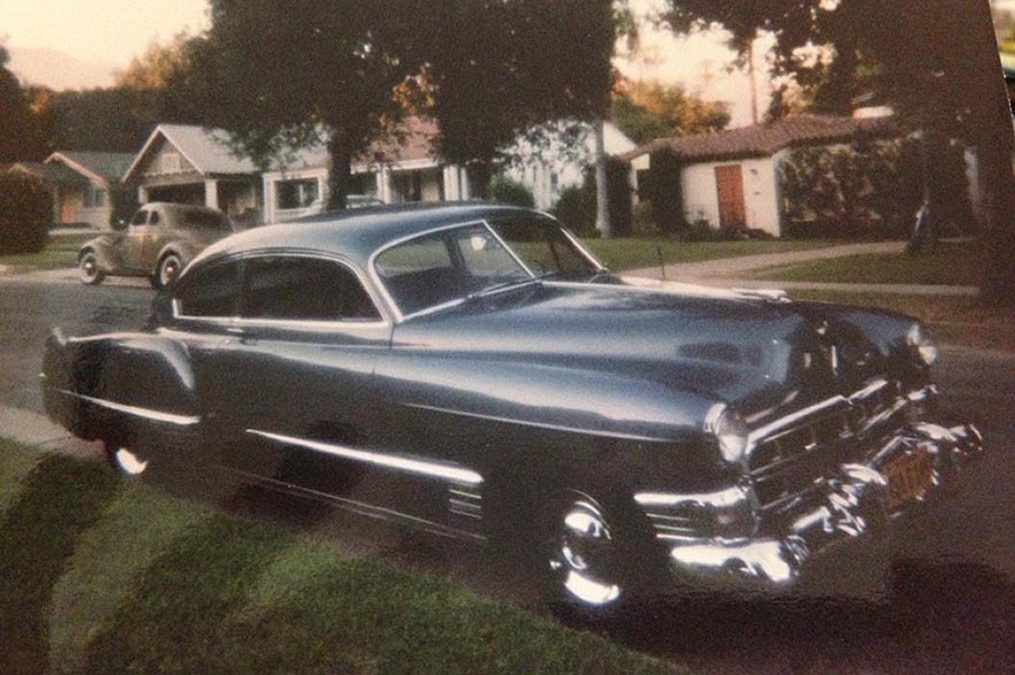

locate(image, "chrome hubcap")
[[113, 446, 148, 476], [160, 259, 179, 285], [80, 256, 96, 279], [548, 499, 621, 606]]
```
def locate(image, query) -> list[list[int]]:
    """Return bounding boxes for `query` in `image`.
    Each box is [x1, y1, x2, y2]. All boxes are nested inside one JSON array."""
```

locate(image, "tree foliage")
[[115, 32, 194, 91], [611, 77, 729, 144], [0, 46, 51, 162], [660, 0, 1015, 301]]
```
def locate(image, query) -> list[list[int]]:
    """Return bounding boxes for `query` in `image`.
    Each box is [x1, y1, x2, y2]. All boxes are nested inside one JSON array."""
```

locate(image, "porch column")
[[375, 166, 392, 204], [459, 167, 470, 200], [137, 186, 149, 204], [204, 179, 219, 209]]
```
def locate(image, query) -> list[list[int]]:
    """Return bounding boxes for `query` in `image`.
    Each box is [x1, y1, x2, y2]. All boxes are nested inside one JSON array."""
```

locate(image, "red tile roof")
[[621, 114, 898, 164]]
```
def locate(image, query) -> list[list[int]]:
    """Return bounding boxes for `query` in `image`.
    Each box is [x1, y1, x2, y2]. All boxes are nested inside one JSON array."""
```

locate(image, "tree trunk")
[[594, 118, 612, 239], [326, 131, 353, 211]]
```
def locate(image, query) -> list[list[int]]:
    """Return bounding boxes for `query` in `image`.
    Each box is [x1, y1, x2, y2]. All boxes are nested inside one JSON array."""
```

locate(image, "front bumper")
[[635, 417, 984, 590]]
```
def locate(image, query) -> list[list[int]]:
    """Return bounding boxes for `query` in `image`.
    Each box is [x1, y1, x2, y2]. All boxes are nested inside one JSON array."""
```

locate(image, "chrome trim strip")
[[222, 465, 487, 542], [247, 429, 484, 485], [58, 389, 200, 426], [748, 395, 849, 446], [449, 488, 482, 500], [634, 485, 751, 509], [404, 402, 677, 443], [849, 378, 889, 402]]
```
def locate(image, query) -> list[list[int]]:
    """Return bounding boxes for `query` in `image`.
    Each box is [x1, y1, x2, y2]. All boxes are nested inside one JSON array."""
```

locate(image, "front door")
[[715, 164, 746, 228], [124, 208, 157, 272]]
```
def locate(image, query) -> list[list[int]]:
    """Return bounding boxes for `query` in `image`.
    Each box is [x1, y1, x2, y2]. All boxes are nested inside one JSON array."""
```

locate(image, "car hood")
[[391, 281, 841, 419]]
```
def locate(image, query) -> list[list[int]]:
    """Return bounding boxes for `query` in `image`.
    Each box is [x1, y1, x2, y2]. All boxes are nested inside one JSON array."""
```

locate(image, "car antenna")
[[657, 245, 666, 281]]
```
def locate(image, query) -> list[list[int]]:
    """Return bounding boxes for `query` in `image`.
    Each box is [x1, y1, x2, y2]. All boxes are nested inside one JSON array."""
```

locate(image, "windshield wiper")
[[464, 276, 541, 301]]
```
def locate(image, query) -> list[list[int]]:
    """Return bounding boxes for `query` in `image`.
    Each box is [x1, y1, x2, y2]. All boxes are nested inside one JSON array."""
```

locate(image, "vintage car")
[[43, 203, 983, 610], [77, 202, 235, 289]]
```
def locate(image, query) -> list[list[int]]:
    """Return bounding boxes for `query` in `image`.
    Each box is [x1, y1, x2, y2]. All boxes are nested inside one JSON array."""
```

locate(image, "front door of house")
[[715, 164, 746, 228]]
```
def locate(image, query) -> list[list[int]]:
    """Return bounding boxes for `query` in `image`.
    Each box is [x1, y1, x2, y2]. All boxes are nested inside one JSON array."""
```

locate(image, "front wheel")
[[152, 253, 182, 289], [544, 495, 625, 610], [105, 441, 150, 479], [78, 251, 105, 285]]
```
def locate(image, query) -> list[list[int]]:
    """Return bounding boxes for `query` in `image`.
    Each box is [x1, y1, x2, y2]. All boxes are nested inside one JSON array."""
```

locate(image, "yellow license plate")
[[881, 447, 934, 510]]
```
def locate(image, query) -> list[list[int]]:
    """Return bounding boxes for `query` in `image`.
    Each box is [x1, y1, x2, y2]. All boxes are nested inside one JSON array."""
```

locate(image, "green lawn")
[[751, 241, 980, 286], [790, 290, 1015, 352], [582, 237, 837, 272], [0, 234, 93, 273], [0, 441, 679, 675]]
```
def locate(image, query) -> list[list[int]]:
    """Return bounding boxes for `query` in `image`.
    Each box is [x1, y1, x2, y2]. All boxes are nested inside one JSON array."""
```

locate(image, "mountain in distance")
[[8, 46, 117, 90]]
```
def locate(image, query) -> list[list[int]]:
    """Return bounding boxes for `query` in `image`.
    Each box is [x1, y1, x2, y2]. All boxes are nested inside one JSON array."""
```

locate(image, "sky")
[[1, 0, 765, 127]]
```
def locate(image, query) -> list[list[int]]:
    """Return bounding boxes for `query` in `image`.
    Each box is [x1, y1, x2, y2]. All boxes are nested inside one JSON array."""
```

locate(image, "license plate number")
[[881, 447, 934, 510]]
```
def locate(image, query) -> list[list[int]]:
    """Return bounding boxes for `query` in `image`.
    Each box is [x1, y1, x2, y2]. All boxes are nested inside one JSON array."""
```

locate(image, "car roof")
[[189, 202, 543, 271]]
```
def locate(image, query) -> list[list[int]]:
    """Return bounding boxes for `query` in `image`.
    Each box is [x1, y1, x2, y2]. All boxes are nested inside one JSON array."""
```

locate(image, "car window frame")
[[171, 249, 391, 332]]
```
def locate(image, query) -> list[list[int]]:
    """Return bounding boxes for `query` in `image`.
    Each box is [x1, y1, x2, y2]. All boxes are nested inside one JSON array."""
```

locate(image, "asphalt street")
[[0, 273, 1012, 673]]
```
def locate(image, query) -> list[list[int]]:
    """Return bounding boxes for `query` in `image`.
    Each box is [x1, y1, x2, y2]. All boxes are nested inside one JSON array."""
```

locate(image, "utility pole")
[[747, 33, 759, 125], [594, 118, 612, 239]]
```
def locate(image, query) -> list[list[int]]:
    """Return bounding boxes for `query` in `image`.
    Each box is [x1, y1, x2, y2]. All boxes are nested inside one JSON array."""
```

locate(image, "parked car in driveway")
[[44, 202, 984, 611], [77, 202, 235, 288]]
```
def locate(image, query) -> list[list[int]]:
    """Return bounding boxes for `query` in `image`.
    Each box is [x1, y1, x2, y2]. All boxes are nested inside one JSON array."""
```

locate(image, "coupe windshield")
[[374, 223, 530, 316], [486, 215, 601, 279]]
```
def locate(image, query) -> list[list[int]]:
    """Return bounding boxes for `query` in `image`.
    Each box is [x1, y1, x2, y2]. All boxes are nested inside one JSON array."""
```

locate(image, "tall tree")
[[661, 0, 1015, 304], [424, 0, 619, 196], [182, 1, 423, 209], [611, 77, 729, 144], [0, 46, 50, 161]]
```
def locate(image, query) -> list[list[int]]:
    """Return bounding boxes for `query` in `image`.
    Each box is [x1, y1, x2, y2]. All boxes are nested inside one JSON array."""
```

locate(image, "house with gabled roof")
[[11, 151, 134, 228], [622, 113, 898, 237], [123, 124, 263, 224]]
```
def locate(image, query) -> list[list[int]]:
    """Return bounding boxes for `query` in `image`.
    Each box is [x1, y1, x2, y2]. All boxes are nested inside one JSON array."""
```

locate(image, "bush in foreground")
[[0, 170, 51, 254]]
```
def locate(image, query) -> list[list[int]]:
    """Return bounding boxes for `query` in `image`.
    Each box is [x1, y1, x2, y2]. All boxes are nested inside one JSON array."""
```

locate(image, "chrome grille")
[[748, 379, 901, 510], [447, 484, 483, 521]]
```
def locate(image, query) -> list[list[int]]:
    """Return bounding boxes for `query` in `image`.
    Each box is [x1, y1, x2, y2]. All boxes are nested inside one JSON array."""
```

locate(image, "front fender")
[[79, 235, 122, 273]]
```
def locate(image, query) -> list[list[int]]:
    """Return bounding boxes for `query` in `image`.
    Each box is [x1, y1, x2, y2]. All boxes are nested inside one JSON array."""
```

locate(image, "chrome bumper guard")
[[636, 412, 984, 589]]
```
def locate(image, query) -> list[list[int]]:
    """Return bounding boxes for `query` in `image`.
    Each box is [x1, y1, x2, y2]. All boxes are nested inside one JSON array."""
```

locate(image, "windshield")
[[374, 223, 531, 317], [487, 215, 602, 279]]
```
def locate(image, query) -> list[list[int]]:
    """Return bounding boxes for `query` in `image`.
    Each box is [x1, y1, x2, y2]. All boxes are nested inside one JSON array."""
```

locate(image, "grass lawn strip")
[[47, 483, 211, 674], [751, 242, 979, 286], [0, 440, 679, 674], [0, 234, 93, 273], [0, 452, 119, 675], [581, 237, 834, 271], [0, 437, 43, 517]]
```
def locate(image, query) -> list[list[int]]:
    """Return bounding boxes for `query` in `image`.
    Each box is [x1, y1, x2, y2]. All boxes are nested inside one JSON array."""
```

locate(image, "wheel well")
[[78, 247, 95, 261]]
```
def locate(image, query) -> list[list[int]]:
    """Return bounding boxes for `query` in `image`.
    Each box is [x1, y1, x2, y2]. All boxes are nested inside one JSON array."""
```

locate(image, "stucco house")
[[11, 151, 134, 229], [623, 113, 897, 237], [503, 121, 637, 210], [123, 124, 263, 224]]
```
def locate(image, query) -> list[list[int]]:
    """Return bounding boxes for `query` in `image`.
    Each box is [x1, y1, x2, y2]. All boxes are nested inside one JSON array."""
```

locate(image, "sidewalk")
[[0, 406, 103, 460], [624, 240, 980, 296]]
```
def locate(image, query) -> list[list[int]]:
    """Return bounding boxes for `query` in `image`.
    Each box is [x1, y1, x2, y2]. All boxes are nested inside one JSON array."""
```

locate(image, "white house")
[[623, 114, 897, 237], [502, 121, 637, 210]]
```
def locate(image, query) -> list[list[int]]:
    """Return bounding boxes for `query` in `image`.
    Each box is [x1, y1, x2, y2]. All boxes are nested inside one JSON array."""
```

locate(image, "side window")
[[174, 260, 242, 318], [130, 209, 148, 226], [149, 210, 161, 226], [242, 256, 380, 322]]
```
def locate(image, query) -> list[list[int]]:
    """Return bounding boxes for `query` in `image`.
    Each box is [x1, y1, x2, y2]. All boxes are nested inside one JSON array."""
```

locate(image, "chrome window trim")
[[172, 250, 392, 329], [58, 389, 200, 426], [248, 428, 484, 485]]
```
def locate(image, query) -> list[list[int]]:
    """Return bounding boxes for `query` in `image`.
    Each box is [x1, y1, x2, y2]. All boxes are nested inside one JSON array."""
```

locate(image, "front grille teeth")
[[448, 485, 483, 520]]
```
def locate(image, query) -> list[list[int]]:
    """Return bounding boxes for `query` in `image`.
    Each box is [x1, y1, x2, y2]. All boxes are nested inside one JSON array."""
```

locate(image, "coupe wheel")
[[545, 496, 624, 609], [154, 253, 182, 289], [78, 251, 105, 285], [105, 441, 150, 479]]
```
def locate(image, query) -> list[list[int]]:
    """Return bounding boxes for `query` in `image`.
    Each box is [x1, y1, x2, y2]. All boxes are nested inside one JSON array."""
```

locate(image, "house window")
[[276, 178, 320, 209], [83, 186, 106, 208]]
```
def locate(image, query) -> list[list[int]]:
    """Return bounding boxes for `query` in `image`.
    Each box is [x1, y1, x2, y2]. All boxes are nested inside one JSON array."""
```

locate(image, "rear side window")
[[242, 256, 380, 322], [174, 260, 242, 317]]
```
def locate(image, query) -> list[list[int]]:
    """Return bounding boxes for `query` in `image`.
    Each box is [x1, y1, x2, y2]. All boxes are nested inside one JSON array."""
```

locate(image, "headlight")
[[907, 323, 938, 367], [704, 404, 750, 464]]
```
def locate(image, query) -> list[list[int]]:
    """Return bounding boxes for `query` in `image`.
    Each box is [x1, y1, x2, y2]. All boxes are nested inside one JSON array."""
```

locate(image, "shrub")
[[553, 184, 596, 235], [0, 170, 50, 254], [487, 175, 535, 208]]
